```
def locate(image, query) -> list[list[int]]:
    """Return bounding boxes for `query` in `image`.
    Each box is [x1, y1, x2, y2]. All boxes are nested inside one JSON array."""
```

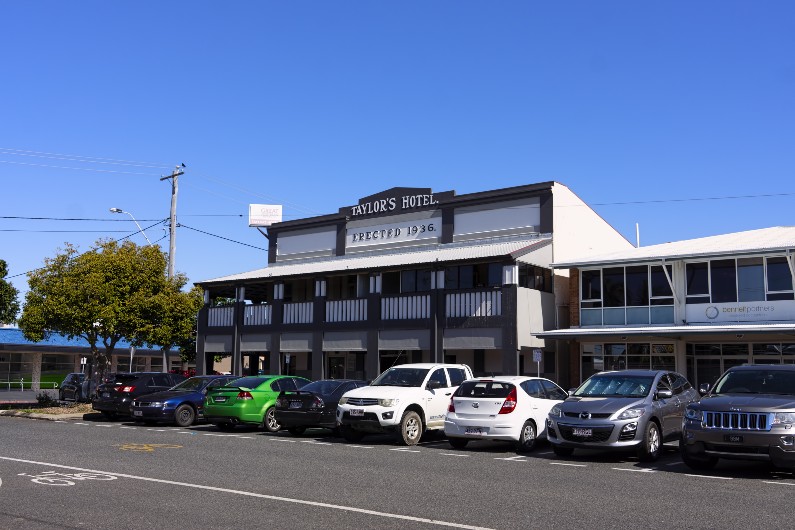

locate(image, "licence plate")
[[572, 427, 592, 437], [465, 427, 484, 435], [724, 434, 744, 443], [214, 396, 228, 403], [289, 401, 302, 409], [102, 392, 110, 398], [350, 408, 364, 417], [133, 410, 142, 417]]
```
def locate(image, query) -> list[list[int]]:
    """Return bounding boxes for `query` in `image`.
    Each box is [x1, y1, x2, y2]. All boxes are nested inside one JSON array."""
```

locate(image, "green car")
[[204, 375, 311, 432]]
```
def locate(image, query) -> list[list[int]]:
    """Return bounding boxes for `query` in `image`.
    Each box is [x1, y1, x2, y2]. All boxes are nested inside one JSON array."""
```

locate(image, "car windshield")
[[574, 375, 655, 398], [371, 367, 430, 387], [220, 376, 269, 389], [170, 377, 209, 391], [713, 370, 795, 395], [300, 380, 348, 395]]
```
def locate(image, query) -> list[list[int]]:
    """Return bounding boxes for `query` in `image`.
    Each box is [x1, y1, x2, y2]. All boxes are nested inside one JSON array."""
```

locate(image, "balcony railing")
[[244, 304, 272, 326], [326, 299, 368, 322], [381, 294, 431, 320], [207, 306, 234, 327], [283, 302, 313, 324], [446, 290, 502, 318]]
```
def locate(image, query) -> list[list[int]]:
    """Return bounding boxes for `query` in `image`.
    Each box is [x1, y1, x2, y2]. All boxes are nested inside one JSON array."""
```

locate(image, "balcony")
[[446, 290, 502, 318], [381, 294, 431, 320], [326, 299, 367, 322], [244, 304, 272, 326], [207, 306, 234, 327], [283, 302, 313, 324]]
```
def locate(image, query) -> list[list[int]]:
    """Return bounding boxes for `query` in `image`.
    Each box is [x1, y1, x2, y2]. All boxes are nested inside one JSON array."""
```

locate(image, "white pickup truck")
[[336, 363, 473, 445]]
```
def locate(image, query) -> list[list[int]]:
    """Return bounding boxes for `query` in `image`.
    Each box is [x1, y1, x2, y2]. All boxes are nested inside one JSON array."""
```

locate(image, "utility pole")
[[160, 164, 185, 279], [159, 163, 184, 375]]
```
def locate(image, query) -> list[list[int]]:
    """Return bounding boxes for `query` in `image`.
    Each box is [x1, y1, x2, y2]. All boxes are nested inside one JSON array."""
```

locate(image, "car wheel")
[[516, 420, 537, 453], [216, 422, 236, 431], [637, 421, 661, 462], [340, 425, 365, 443], [262, 407, 280, 432], [287, 427, 306, 436], [174, 404, 196, 427], [101, 411, 117, 420], [448, 437, 469, 449], [680, 443, 718, 470], [399, 410, 422, 446], [552, 445, 574, 457]]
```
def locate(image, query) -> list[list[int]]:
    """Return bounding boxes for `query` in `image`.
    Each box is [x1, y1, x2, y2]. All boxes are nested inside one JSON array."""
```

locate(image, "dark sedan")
[[92, 372, 187, 419], [275, 379, 369, 435], [130, 375, 240, 427], [58, 373, 87, 402]]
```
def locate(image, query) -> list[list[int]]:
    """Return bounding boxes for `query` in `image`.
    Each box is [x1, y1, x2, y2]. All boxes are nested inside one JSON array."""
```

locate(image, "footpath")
[[0, 389, 90, 421]]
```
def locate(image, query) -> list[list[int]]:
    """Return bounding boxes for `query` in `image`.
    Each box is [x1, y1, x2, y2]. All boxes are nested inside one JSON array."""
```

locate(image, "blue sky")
[[1, 1, 793, 304]]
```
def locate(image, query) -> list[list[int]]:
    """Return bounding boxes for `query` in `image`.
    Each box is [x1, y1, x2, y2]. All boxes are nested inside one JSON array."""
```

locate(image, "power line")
[[179, 224, 267, 251], [0, 159, 158, 176], [0, 147, 172, 169]]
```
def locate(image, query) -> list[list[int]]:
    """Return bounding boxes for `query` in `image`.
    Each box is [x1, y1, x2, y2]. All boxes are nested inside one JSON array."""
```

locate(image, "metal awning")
[[535, 323, 795, 340], [199, 236, 552, 285]]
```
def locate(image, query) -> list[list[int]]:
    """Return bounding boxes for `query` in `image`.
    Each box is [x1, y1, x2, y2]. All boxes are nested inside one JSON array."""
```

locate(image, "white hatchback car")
[[444, 376, 567, 452]]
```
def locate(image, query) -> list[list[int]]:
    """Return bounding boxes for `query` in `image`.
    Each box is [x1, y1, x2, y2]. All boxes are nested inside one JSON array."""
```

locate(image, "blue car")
[[130, 375, 239, 427]]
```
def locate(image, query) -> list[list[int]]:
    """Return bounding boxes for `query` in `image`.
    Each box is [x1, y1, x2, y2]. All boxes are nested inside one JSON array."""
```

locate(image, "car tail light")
[[499, 387, 517, 414], [276, 398, 286, 407], [237, 391, 253, 400], [310, 397, 324, 409], [448, 397, 455, 413], [119, 386, 135, 393]]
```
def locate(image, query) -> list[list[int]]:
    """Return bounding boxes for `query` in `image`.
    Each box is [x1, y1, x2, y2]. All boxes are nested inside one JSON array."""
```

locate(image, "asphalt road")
[[1, 416, 794, 529]]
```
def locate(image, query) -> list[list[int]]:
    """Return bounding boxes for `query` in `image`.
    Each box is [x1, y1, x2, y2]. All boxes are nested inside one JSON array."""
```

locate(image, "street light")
[[109, 208, 152, 245]]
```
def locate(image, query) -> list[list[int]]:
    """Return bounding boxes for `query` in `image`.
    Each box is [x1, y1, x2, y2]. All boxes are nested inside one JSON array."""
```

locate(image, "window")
[[400, 269, 432, 293], [710, 259, 737, 303], [650, 265, 673, 303], [284, 279, 313, 302], [581, 269, 601, 303], [737, 257, 765, 302], [428, 368, 448, 388], [540, 379, 567, 400], [327, 275, 358, 300], [445, 262, 502, 289], [518, 264, 553, 293], [686, 262, 709, 303], [625, 266, 649, 306], [521, 379, 543, 398], [602, 268, 625, 307], [767, 257, 794, 300], [382, 272, 400, 295], [446, 368, 467, 387]]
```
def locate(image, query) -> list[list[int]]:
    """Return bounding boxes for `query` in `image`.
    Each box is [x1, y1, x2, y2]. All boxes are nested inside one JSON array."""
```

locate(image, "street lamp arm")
[[109, 207, 153, 245]]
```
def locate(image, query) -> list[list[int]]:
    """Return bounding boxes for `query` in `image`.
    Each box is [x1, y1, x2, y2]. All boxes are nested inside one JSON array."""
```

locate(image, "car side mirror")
[[427, 380, 443, 390], [698, 383, 711, 396], [656, 388, 673, 400], [568, 388, 576, 396]]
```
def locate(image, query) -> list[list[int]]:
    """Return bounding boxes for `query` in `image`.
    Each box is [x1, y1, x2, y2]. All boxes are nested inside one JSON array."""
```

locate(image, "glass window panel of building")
[[579, 265, 673, 324], [445, 262, 503, 290], [686, 256, 794, 304], [581, 342, 675, 381], [518, 264, 554, 293]]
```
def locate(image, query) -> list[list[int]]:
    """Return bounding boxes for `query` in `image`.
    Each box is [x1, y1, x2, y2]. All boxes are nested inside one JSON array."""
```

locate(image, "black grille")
[[618, 428, 637, 441], [705, 443, 770, 455], [558, 424, 614, 442], [564, 412, 611, 419], [346, 398, 379, 406], [342, 411, 379, 422], [703, 411, 770, 431]]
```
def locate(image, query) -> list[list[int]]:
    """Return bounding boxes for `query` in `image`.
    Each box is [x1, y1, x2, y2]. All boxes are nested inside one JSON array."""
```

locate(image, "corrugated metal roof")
[[535, 322, 795, 338], [553, 226, 795, 268], [200, 236, 552, 284], [0, 328, 156, 351]]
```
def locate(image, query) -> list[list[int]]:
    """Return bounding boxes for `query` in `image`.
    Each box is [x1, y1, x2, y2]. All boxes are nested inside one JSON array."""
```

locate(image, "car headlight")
[[685, 407, 702, 421], [615, 407, 645, 420], [549, 405, 563, 418], [378, 398, 399, 407], [773, 413, 795, 425], [338, 397, 349, 405]]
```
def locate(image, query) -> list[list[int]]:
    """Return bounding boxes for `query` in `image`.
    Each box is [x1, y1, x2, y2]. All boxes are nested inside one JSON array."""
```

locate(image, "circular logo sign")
[[705, 306, 719, 319]]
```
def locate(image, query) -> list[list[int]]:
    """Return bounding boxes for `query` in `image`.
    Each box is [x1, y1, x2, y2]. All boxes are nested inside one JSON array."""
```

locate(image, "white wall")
[[517, 288, 555, 348], [277, 227, 337, 259]]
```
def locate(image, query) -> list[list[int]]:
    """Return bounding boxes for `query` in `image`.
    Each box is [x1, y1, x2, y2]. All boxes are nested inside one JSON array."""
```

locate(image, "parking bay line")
[[549, 462, 587, 467], [390, 448, 421, 453], [684, 474, 732, 480], [612, 467, 656, 473], [94, 424, 113, 428], [440, 453, 470, 457], [0, 455, 494, 530]]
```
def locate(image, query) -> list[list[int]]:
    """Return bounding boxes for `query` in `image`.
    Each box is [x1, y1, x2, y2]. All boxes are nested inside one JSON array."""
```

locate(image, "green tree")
[[18, 239, 198, 383], [0, 259, 20, 324]]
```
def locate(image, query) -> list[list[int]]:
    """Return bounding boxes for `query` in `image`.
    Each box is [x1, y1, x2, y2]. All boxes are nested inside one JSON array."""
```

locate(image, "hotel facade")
[[194, 182, 632, 385]]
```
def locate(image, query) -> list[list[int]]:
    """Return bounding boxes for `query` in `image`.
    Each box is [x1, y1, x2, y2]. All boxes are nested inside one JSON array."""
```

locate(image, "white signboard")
[[346, 218, 441, 249], [686, 300, 795, 323], [249, 204, 283, 227]]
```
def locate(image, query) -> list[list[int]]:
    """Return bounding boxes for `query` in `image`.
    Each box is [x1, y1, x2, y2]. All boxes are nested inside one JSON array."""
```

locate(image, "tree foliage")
[[0, 259, 21, 325], [18, 239, 201, 382]]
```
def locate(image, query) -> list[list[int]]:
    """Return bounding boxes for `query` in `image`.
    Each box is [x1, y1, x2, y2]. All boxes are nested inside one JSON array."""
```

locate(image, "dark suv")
[[92, 372, 187, 419], [681, 364, 795, 470]]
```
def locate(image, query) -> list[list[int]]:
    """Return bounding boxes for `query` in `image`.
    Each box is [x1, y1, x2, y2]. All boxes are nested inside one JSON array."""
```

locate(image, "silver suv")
[[547, 370, 698, 461], [681, 364, 795, 470]]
